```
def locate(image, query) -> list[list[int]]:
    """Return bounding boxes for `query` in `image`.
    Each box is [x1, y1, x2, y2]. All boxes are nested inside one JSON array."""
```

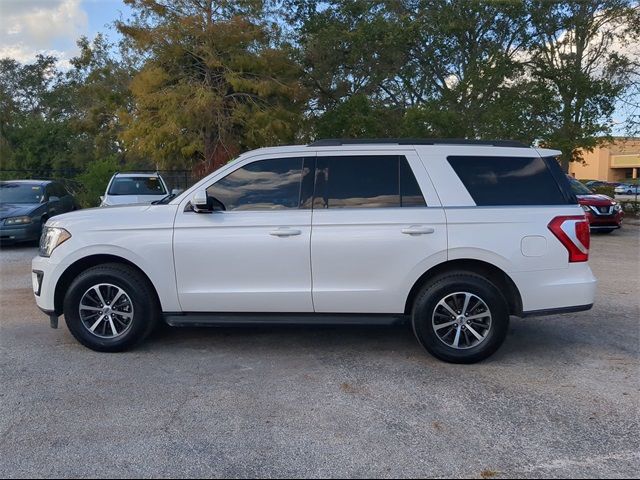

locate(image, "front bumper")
[[585, 210, 623, 228], [32, 254, 62, 314], [0, 221, 41, 242]]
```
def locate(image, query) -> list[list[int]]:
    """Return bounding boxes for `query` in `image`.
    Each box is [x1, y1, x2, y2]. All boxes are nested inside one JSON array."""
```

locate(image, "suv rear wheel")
[[63, 263, 159, 352], [411, 272, 509, 363]]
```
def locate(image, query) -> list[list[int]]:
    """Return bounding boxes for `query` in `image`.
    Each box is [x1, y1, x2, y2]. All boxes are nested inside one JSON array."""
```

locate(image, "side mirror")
[[191, 189, 225, 213], [191, 189, 210, 213], [171, 188, 183, 195]]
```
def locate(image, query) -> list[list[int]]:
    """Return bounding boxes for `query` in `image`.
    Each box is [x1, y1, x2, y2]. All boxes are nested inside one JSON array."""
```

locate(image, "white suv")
[[100, 172, 169, 206], [32, 139, 597, 363]]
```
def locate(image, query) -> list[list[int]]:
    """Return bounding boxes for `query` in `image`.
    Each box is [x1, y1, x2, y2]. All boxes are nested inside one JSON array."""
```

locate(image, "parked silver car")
[[614, 183, 640, 195]]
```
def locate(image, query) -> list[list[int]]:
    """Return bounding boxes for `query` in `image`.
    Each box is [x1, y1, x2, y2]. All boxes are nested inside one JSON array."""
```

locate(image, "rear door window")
[[447, 156, 570, 206], [315, 155, 426, 208]]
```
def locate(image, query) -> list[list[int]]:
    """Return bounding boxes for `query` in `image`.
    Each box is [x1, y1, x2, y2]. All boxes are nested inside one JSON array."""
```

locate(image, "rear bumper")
[[511, 263, 597, 313]]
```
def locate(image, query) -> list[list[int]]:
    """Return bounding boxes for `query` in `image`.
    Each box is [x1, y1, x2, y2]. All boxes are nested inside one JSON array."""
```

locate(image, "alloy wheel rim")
[[432, 292, 492, 350], [79, 283, 134, 339]]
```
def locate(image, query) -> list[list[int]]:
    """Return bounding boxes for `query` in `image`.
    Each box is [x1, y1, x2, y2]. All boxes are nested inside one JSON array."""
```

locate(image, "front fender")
[[49, 240, 180, 313]]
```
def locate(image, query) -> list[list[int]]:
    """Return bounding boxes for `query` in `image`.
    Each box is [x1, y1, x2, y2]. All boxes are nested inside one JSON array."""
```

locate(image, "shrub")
[[591, 185, 616, 198], [619, 200, 640, 216], [75, 157, 119, 208]]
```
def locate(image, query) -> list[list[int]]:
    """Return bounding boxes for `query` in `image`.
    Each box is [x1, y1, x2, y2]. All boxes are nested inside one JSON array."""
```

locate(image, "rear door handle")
[[402, 226, 435, 235], [269, 228, 302, 237]]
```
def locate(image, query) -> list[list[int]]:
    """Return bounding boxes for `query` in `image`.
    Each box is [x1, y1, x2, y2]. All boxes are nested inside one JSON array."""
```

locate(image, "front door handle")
[[269, 228, 302, 237], [402, 226, 435, 236]]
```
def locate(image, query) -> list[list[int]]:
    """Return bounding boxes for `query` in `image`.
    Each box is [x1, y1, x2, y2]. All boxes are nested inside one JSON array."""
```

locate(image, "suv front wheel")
[[63, 263, 159, 352], [411, 272, 509, 363]]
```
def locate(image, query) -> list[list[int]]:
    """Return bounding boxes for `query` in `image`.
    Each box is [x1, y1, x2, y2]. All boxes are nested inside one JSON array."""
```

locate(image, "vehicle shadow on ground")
[[141, 317, 584, 363], [148, 322, 419, 352]]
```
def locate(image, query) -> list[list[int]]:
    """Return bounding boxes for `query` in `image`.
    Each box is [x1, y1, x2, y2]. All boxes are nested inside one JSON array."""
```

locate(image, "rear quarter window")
[[447, 156, 571, 206]]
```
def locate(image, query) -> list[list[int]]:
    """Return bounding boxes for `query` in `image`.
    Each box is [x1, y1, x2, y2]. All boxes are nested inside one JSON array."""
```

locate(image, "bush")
[[591, 185, 616, 198], [75, 157, 119, 208], [620, 200, 640, 216]]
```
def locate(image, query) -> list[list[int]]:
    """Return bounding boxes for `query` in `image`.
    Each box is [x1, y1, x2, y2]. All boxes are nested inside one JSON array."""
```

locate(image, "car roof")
[[309, 138, 528, 147], [0, 179, 51, 186], [242, 140, 560, 158], [113, 172, 162, 178]]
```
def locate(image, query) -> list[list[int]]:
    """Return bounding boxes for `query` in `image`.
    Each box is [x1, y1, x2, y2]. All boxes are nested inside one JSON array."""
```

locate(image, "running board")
[[163, 312, 408, 328]]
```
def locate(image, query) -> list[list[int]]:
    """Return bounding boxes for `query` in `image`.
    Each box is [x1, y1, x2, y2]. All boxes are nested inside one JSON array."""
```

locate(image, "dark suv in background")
[[568, 177, 623, 233], [0, 180, 77, 243]]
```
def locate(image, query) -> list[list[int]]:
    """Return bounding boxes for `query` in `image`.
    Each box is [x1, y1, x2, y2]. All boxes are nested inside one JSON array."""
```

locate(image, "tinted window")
[[315, 155, 426, 209], [400, 158, 427, 207], [207, 158, 304, 211], [48, 183, 66, 198], [447, 156, 569, 206], [108, 176, 167, 196]]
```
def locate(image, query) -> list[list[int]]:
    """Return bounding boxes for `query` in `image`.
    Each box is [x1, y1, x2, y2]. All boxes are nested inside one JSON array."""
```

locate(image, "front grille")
[[590, 205, 613, 216]]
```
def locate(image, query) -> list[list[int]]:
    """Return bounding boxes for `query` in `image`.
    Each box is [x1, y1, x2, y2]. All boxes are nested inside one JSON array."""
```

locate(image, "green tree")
[[64, 34, 135, 169], [527, 0, 640, 170], [291, 0, 541, 142], [393, 0, 540, 141], [288, 0, 407, 138], [117, 0, 305, 173], [0, 55, 74, 171]]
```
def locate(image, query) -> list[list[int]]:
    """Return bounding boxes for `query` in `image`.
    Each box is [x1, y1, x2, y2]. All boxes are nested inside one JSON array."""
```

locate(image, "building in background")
[[569, 138, 640, 181]]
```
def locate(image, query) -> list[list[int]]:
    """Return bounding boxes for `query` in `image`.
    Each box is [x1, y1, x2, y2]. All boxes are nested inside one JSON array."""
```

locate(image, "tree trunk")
[[559, 150, 572, 173]]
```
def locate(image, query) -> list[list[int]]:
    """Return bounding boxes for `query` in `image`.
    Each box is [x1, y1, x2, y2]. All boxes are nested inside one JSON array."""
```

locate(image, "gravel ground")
[[0, 227, 638, 479]]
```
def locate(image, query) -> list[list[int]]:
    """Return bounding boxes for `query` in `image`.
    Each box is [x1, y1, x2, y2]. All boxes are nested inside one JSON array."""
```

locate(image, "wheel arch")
[[54, 254, 161, 315], [404, 259, 523, 316]]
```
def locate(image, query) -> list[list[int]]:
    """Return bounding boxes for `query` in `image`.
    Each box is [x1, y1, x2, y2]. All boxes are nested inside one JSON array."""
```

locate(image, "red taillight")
[[548, 215, 590, 262]]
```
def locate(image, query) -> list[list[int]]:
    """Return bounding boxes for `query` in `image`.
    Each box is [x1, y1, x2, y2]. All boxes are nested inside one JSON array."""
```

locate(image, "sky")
[[0, 0, 131, 66]]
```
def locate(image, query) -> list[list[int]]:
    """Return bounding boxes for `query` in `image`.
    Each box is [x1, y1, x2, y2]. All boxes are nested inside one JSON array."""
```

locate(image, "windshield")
[[567, 177, 592, 195], [0, 183, 44, 204], [108, 176, 167, 196]]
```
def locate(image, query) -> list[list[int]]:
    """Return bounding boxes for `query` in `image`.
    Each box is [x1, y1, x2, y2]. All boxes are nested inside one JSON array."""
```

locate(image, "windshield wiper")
[[152, 193, 176, 205]]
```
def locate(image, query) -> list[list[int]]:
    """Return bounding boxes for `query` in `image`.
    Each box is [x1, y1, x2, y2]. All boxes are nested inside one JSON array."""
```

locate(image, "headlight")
[[5, 216, 32, 225], [613, 203, 622, 211], [581, 205, 590, 212], [39, 227, 71, 257]]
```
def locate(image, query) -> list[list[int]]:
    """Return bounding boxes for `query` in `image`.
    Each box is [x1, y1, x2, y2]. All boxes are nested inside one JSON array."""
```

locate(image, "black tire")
[[63, 263, 159, 352], [411, 272, 509, 364]]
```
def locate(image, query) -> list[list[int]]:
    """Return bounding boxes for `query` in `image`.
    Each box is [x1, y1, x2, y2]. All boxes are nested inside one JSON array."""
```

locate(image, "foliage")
[[527, 0, 640, 170], [619, 200, 640, 215], [591, 185, 617, 197], [1, 0, 639, 180], [0, 55, 72, 170], [116, 0, 305, 174], [75, 157, 120, 207], [64, 34, 135, 169]]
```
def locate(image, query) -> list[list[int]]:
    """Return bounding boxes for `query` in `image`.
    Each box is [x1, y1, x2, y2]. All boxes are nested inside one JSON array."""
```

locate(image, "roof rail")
[[308, 138, 529, 148]]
